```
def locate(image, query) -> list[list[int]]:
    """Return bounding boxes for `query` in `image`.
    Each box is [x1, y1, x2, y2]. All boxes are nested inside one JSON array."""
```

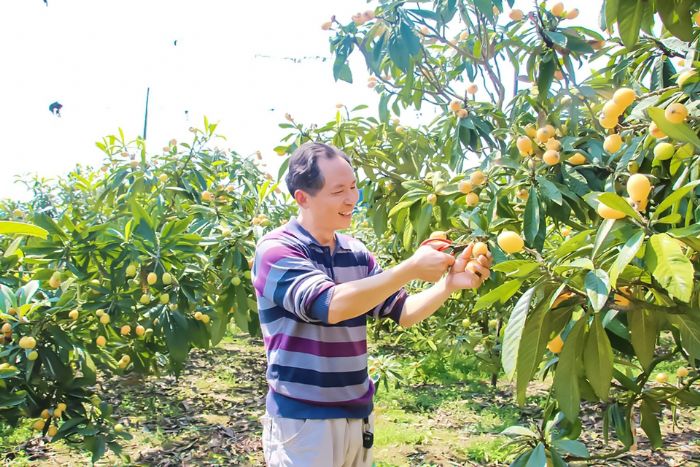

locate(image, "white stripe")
[[268, 349, 367, 373], [273, 379, 371, 403], [262, 316, 366, 342]]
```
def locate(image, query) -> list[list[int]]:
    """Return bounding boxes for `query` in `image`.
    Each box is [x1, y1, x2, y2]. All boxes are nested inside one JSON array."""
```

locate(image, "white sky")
[[0, 0, 602, 201]]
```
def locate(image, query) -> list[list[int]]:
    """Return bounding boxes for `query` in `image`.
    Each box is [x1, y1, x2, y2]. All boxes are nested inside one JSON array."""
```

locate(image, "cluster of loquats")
[[507, 3, 578, 23], [456, 169, 486, 207], [449, 98, 469, 119], [516, 123, 579, 166], [31, 402, 68, 438], [599, 87, 636, 131]]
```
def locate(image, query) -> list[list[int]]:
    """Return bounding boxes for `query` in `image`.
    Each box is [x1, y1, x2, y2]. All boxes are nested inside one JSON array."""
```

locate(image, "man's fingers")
[[422, 239, 451, 251], [443, 253, 456, 266], [453, 246, 470, 273], [477, 254, 490, 267], [472, 263, 490, 281]]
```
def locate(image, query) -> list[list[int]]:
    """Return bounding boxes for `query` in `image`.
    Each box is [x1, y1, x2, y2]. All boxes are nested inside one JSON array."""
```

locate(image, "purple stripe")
[[264, 334, 366, 357], [253, 244, 305, 294], [367, 253, 377, 272]]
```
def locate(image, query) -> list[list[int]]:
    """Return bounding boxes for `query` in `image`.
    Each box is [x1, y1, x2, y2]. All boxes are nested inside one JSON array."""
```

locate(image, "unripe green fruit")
[[232, 276, 242, 286], [653, 142, 674, 161], [162, 273, 173, 285]]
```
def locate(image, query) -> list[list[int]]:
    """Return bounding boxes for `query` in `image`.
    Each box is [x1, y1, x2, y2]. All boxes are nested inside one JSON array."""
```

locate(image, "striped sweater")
[[252, 218, 407, 419]]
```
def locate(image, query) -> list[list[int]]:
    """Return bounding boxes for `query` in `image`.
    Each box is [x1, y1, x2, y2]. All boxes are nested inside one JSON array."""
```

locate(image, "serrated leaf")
[[502, 287, 536, 381], [644, 233, 694, 302], [648, 107, 700, 148]]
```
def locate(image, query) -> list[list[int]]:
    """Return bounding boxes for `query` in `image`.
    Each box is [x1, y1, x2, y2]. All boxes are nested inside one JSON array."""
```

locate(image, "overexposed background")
[[0, 0, 603, 200]]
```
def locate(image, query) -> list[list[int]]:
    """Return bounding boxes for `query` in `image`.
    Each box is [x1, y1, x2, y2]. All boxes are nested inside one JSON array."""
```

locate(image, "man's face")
[[299, 156, 359, 230]]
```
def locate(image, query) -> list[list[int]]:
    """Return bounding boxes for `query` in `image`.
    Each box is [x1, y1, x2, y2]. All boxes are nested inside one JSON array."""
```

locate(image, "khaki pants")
[[261, 414, 374, 467]]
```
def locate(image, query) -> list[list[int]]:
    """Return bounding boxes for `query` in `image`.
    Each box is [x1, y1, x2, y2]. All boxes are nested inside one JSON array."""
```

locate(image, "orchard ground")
[[2, 331, 698, 467]]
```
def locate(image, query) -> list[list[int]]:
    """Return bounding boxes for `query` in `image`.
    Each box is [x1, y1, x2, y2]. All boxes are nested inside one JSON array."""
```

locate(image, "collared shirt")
[[252, 218, 407, 419]]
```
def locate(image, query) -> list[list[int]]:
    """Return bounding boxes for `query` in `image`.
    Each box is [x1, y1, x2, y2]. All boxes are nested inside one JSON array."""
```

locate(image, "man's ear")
[[294, 189, 309, 207]]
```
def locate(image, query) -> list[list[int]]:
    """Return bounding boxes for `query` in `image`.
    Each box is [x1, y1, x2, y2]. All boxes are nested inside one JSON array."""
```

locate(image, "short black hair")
[[285, 142, 353, 197]]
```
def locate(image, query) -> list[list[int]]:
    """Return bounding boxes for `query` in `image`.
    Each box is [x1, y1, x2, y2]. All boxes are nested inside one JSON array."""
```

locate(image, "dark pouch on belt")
[[362, 417, 373, 448]]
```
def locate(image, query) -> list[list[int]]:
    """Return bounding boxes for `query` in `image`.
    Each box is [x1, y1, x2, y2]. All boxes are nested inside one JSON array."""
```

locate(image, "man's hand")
[[444, 243, 492, 291], [407, 244, 455, 282]]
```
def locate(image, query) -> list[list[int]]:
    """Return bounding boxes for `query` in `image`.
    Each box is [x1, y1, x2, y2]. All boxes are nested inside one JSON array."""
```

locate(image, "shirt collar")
[[287, 218, 352, 251]]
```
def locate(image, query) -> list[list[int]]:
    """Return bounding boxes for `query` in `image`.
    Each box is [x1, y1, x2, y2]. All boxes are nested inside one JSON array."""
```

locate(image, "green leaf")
[[617, 0, 643, 48], [605, 0, 619, 29], [592, 219, 617, 260], [609, 230, 645, 288], [516, 296, 551, 405], [585, 269, 611, 312], [640, 399, 663, 449], [502, 287, 536, 381], [657, 0, 694, 42], [537, 53, 556, 97], [628, 308, 658, 371], [388, 199, 417, 217], [473, 280, 522, 312], [553, 318, 586, 422], [525, 443, 547, 467], [0, 221, 48, 239], [584, 314, 614, 401], [492, 260, 540, 278], [523, 187, 540, 246], [399, 20, 421, 55], [644, 233, 694, 302], [164, 310, 189, 367], [608, 402, 634, 447], [667, 310, 700, 361], [536, 176, 562, 206], [501, 425, 538, 438], [648, 107, 700, 149], [553, 439, 590, 458], [652, 180, 700, 220], [388, 33, 410, 72], [598, 192, 641, 221], [332, 58, 353, 83], [413, 204, 433, 241]]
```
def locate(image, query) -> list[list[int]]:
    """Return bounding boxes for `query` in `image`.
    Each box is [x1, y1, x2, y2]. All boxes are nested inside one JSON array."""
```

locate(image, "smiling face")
[[294, 155, 359, 235]]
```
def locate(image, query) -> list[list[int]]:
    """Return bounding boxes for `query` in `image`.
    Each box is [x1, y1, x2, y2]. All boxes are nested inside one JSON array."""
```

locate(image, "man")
[[252, 142, 492, 466]]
